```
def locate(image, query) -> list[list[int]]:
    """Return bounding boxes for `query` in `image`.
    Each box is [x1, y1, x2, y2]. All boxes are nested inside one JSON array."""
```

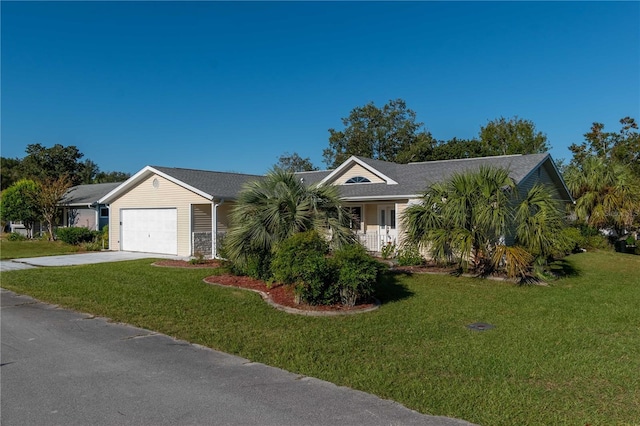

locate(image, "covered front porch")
[[344, 201, 408, 254]]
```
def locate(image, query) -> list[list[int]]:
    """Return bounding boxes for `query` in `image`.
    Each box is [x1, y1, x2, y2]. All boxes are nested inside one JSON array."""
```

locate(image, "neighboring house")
[[6, 182, 121, 236], [99, 153, 572, 258], [7, 220, 43, 237], [60, 182, 123, 231]]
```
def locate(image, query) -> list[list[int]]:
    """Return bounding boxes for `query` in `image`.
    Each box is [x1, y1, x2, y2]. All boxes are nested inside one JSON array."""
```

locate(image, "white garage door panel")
[[121, 209, 178, 255]]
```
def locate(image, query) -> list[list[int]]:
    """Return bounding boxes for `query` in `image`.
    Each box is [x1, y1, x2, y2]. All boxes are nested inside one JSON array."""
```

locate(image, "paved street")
[[1, 289, 474, 426]]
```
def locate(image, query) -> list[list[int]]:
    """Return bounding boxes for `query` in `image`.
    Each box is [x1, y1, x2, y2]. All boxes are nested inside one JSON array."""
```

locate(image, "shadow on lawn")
[[548, 258, 581, 279], [375, 271, 415, 305]]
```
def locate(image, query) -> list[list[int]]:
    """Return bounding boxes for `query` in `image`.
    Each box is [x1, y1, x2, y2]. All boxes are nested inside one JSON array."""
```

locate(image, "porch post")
[[211, 201, 216, 259]]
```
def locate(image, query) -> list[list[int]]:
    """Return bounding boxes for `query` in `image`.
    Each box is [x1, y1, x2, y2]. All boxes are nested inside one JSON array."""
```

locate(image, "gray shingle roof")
[[152, 166, 263, 200], [62, 182, 123, 205], [293, 153, 552, 199], [140, 153, 561, 202]]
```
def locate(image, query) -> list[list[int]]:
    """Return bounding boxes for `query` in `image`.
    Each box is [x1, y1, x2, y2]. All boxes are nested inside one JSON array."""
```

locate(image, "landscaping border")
[[203, 277, 381, 316]]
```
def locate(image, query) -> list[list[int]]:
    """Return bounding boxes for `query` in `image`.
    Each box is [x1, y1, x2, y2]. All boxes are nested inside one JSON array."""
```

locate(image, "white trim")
[[99, 166, 215, 204], [319, 156, 398, 186]]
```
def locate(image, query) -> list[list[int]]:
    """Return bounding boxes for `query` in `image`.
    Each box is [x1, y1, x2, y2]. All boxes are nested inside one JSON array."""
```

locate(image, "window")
[[100, 207, 109, 218], [347, 206, 362, 231], [345, 176, 371, 184]]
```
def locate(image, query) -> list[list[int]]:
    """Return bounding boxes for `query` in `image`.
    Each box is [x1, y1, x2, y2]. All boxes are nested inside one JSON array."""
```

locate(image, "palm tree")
[[403, 166, 514, 274], [564, 156, 640, 234], [402, 166, 566, 278], [514, 183, 568, 262], [225, 168, 355, 272]]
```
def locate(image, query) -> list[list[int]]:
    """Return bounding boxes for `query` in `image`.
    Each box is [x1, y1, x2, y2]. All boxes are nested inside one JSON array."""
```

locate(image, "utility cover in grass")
[[466, 322, 495, 331]]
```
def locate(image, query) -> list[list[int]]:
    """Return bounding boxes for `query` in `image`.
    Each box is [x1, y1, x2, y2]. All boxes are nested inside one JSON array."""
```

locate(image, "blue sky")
[[2, 1, 639, 175]]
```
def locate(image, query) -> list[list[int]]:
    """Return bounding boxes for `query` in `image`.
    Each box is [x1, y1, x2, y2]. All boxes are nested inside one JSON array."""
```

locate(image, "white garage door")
[[121, 209, 178, 255]]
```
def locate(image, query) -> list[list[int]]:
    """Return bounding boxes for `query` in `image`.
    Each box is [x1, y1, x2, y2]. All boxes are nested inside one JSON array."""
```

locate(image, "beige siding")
[[395, 202, 408, 246], [215, 202, 234, 233], [364, 204, 378, 233], [108, 174, 211, 257], [193, 204, 212, 232], [334, 164, 385, 184]]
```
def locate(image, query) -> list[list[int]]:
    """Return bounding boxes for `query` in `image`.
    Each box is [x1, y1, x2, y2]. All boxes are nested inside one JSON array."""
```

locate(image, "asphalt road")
[[1, 289, 474, 426]]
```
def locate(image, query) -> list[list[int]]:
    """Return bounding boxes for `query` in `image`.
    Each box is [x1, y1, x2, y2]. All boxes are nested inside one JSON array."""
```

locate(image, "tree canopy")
[[275, 152, 318, 172], [323, 100, 551, 167], [1, 143, 130, 189], [0, 179, 41, 237], [564, 117, 640, 234], [323, 99, 433, 168], [478, 116, 549, 156]]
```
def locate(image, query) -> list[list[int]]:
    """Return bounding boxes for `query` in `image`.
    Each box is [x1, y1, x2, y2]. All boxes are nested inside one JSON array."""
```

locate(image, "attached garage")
[[98, 166, 261, 258], [120, 208, 178, 255]]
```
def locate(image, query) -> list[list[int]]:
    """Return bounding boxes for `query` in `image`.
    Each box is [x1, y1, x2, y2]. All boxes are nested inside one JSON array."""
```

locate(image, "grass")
[[0, 237, 80, 259], [1, 251, 639, 425]]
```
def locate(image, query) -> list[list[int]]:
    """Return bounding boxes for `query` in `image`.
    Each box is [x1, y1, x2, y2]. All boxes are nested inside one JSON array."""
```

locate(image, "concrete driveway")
[[1, 251, 187, 271], [1, 289, 475, 426]]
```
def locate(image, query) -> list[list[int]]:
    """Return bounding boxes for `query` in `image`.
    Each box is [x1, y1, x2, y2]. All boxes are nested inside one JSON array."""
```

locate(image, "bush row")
[[230, 231, 385, 307], [56, 225, 109, 251]]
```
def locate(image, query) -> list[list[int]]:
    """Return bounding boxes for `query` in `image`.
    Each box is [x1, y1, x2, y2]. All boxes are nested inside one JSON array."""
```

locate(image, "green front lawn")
[[0, 237, 80, 259], [2, 251, 639, 425]]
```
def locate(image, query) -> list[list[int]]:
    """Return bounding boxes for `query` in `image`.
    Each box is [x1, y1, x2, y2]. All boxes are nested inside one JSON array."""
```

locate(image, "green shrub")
[[101, 225, 109, 249], [396, 244, 424, 266], [553, 227, 582, 255], [81, 240, 102, 252], [575, 225, 612, 251], [189, 251, 207, 265], [271, 231, 333, 304], [380, 242, 396, 259], [8, 232, 27, 241], [330, 243, 384, 307], [56, 227, 99, 245], [230, 250, 273, 281]]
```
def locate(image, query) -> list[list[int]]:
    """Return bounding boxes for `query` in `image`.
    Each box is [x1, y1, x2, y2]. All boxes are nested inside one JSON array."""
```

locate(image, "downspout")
[[213, 199, 224, 259], [89, 203, 99, 231]]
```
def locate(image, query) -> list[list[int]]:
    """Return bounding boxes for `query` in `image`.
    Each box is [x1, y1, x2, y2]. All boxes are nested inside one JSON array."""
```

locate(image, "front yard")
[[1, 250, 639, 425], [0, 237, 80, 259]]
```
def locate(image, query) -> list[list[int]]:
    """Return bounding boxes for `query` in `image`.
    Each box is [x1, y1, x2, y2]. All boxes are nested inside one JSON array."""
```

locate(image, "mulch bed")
[[204, 274, 378, 314], [153, 259, 378, 314]]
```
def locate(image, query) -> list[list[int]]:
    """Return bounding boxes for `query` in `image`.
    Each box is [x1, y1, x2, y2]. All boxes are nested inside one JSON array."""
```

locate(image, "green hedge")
[[56, 227, 99, 245]]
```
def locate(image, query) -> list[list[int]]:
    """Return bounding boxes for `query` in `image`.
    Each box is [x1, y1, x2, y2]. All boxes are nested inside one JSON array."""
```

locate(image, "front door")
[[378, 205, 397, 250]]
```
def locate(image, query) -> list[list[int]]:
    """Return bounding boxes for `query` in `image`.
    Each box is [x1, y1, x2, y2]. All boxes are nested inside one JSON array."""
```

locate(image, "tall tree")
[[565, 117, 640, 234], [0, 179, 41, 238], [323, 99, 432, 168], [569, 117, 640, 178], [430, 138, 486, 161], [275, 152, 318, 172], [479, 116, 550, 156], [19, 143, 85, 185], [37, 175, 72, 241], [1, 157, 22, 190], [78, 159, 100, 184], [94, 171, 131, 183], [564, 156, 640, 234]]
